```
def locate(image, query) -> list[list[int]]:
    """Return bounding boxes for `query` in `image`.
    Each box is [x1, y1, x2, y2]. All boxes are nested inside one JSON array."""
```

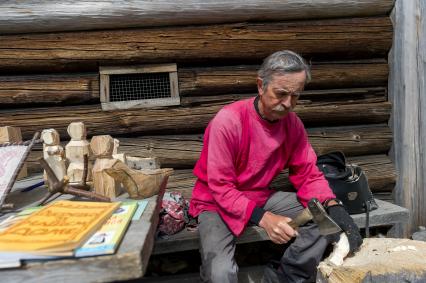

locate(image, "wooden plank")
[[0, 17, 392, 73], [179, 62, 389, 96], [0, 0, 394, 34], [388, 0, 426, 236], [152, 199, 409, 255], [0, 177, 167, 282], [26, 125, 392, 172], [0, 63, 387, 105]]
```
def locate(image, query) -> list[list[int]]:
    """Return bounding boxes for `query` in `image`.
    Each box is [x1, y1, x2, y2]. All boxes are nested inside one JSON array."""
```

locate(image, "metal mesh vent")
[[109, 72, 171, 102]]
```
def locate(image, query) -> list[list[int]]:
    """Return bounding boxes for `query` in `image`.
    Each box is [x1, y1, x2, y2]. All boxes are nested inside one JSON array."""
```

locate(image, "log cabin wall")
[[0, 1, 396, 207]]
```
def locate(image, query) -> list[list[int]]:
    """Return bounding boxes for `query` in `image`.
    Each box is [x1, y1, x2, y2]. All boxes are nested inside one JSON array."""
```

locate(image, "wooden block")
[[317, 238, 426, 283], [91, 135, 121, 198], [0, 126, 28, 179], [0, 126, 22, 143], [126, 156, 160, 170], [41, 129, 66, 182], [66, 122, 92, 184]]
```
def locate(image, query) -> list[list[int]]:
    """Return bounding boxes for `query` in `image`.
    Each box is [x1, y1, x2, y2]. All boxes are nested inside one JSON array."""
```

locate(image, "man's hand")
[[327, 205, 363, 253], [258, 211, 298, 244]]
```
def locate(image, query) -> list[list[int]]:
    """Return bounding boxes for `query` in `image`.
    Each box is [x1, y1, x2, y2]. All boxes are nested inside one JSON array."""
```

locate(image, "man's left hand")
[[327, 205, 363, 253]]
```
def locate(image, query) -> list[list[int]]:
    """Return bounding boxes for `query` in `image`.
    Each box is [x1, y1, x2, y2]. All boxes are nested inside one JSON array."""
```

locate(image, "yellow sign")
[[0, 200, 119, 254]]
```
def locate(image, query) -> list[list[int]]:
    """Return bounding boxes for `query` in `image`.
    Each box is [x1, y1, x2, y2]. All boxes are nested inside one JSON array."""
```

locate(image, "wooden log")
[[0, 17, 392, 73], [179, 62, 389, 96], [0, 74, 99, 105], [0, 100, 391, 141], [0, 63, 387, 105], [0, 1, 394, 35], [26, 125, 392, 172], [388, 0, 426, 236], [165, 155, 396, 201], [181, 88, 386, 107], [317, 238, 426, 283]]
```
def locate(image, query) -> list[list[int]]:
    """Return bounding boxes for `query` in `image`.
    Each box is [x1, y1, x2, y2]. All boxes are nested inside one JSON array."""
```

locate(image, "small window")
[[99, 64, 180, 110]]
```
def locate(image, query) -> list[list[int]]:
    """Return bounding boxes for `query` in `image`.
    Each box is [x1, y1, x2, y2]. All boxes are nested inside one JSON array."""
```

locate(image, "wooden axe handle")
[[288, 208, 312, 229]]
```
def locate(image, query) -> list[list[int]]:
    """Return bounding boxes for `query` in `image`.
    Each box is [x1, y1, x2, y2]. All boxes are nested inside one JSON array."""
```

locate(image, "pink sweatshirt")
[[189, 97, 335, 236]]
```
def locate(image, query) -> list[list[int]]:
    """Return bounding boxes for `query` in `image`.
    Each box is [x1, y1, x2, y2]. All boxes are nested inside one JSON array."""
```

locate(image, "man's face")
[[257, 71, 306, 121]]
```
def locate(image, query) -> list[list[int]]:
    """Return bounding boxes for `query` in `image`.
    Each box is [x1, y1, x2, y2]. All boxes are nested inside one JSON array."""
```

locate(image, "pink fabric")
[[189, 97, 335, 236]]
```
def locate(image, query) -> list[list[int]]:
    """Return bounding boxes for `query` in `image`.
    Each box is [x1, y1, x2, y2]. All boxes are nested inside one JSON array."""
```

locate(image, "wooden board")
[[0, 0, 394, 34], [0, 176, 167, 282], [152, 199, 409, 255], [0, 17, 392, 73]]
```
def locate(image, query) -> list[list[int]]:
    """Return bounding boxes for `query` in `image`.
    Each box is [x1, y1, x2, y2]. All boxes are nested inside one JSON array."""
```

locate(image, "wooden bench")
[[153, 199, 409, 255]]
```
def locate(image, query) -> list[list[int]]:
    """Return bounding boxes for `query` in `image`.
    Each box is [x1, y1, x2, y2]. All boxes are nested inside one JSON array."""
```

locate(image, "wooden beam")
[[389, 0, 426, 236], [179, 62, 389, 96], [0, 74, 99, 105], [0, 63, 387, 105], [0, 17, 392, 73], [166, 155, 396, 201], [0, 100, 391, 141], [0, 1, 394, 35], [26, 125, 392, 172]]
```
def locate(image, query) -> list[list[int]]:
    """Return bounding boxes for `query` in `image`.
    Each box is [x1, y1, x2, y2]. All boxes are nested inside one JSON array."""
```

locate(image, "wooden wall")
[[0, 1, 395, 203]]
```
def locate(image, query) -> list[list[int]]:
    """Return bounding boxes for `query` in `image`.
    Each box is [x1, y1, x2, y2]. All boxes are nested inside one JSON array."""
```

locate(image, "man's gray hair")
[[257, 50, 311, 89]]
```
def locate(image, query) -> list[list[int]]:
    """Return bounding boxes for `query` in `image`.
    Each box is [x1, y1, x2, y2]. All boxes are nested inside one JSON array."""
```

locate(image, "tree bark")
[[0, 17, 392, 73], [0, 0, 394, 34]]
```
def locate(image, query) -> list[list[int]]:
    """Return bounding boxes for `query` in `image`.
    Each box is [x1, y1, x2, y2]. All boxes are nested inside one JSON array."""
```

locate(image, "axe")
[[288, 198, 341, 235]]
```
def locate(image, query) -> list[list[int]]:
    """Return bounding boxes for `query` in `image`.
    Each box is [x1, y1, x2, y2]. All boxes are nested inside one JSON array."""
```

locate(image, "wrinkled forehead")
[[269, 71, 307, 90]]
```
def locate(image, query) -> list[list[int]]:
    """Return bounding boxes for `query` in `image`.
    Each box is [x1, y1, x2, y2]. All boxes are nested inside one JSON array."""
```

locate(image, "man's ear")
[[257, 77, 264, 96]]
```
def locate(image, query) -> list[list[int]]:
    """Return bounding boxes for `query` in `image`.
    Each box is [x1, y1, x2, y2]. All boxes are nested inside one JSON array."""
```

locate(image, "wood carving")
[[91, 135, 121, 199], [112, 138, 127, 164], [105, 160, 173, 199], [41, 129, 66, 185], [66, 122, 92, 185]]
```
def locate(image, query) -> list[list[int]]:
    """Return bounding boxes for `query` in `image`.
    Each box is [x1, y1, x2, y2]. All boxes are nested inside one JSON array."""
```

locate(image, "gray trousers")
[[197, 191, 332, 283]]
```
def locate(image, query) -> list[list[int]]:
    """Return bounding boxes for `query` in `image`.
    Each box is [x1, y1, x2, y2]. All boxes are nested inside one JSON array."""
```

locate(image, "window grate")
[[109, 73, 171, 102], [99, 64, 180, 111]]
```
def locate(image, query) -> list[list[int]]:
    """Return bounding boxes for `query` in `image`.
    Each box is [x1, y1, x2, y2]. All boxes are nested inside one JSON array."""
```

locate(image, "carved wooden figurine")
[[112, 138, 127, 164], [41, 129, 66, 184], [105, 161, 173, 199], [66, 122, 92, 185], [91, 135, 122, 199]]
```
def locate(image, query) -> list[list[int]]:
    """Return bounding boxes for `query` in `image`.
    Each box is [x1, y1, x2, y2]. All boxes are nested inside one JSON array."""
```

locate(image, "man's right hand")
[[258, 211, 298, 244]]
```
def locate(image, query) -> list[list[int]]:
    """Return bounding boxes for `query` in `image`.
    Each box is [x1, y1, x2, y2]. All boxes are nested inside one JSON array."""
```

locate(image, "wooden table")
[[0, 174, 167, 283]]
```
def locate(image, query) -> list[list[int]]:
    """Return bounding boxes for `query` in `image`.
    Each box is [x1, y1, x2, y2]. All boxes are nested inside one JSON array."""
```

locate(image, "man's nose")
[[281, 96, 292, 108]]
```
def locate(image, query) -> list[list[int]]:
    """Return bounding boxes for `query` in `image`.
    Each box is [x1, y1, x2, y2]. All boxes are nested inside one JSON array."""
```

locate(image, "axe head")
[[307, 198, 342, 235]]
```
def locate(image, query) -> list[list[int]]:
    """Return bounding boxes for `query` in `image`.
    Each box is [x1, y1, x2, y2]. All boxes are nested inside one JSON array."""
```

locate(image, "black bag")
[[317, 151, 378, 214]]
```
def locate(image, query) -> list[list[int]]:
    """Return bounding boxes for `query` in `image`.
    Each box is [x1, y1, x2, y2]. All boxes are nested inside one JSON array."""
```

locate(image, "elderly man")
[[189, 50, 362, 283]]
